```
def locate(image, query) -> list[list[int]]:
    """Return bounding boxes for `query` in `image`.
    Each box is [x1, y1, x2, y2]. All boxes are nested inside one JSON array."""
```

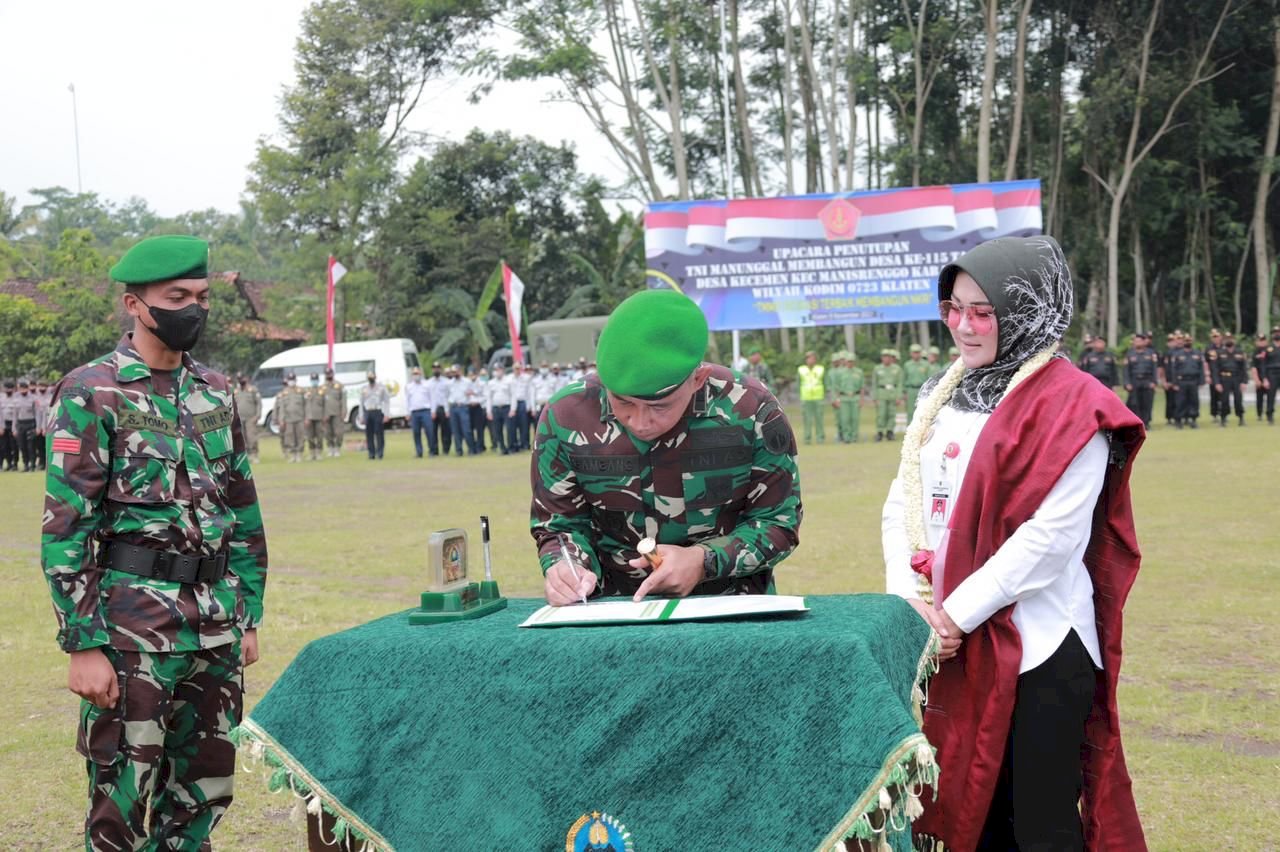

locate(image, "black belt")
[[101, 541, 228, 584]]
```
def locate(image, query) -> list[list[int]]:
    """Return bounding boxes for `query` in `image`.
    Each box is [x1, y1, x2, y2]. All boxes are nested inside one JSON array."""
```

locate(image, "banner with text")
[[644, 180, 1042, 331]]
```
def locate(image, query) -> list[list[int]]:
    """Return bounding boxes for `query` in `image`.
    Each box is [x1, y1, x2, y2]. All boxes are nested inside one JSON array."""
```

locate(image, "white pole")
[[721, 0, 742, 370], [68, 83, 82, 193]]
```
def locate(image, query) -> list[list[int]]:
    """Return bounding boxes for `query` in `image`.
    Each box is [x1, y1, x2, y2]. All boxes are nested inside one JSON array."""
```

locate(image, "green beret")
[[110, 235, 209, 285], [596, 289, 708, 398]]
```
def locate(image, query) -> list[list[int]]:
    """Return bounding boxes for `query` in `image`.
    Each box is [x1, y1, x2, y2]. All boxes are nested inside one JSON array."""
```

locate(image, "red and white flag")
[[502, 263, 525, 365], [326, 256, 348, 369]]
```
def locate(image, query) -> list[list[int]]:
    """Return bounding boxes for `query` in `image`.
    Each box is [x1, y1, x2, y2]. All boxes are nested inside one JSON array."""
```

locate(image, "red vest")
[[916, 358, 1148, 851]]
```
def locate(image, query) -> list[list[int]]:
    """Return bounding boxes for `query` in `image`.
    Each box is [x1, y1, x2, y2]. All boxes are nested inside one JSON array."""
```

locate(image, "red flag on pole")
[[326, 256, 347, 369], [502, 263, 525, 365]]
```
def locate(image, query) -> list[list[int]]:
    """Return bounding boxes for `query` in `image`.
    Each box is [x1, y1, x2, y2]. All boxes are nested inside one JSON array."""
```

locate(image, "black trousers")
[[1174, 380, 1200, 421], [1125, 385, 1154, 426], [1208, 382, 1222, 417], [1265, 376, 1280, 419], [979, 629, 1097, 852], [16, 419, 36, 469], [364, 410, 385, 459], [468, 404, 486, 451], [0, 425, 14, 469], [432, 406, 451, 454], [1164, 384, 1177, 421], [1219, 382, 1244, 418]]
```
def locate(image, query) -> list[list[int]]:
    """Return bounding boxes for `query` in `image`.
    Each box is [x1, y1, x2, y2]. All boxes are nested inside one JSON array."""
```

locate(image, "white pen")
[[557, 533, 589, 605]]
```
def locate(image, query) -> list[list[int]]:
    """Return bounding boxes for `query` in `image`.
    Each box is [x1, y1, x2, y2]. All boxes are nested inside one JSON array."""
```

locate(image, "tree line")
[[2, 0, 1276, 380]]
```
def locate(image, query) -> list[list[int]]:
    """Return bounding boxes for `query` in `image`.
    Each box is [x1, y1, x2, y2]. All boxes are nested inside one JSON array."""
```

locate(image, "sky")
[[0, 0, 630, 218]]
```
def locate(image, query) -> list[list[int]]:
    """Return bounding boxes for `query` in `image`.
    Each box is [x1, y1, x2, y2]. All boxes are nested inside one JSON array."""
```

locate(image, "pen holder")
[[408, 581, 508, 625]]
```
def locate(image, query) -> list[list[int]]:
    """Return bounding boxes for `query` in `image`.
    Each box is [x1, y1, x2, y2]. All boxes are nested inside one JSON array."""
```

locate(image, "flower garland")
[[900, 347, 1059, 603]]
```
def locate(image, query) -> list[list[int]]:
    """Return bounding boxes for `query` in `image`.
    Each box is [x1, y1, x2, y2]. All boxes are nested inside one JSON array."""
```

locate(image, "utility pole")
[[68, 83, 83, 193]]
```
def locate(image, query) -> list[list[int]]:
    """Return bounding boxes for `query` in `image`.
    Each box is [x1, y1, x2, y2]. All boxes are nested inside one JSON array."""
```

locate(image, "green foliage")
[[0, 295, 56, 378]]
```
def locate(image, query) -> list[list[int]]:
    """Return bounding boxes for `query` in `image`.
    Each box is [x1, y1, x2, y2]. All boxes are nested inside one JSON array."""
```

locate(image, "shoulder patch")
[[759, 402, 794, 455]]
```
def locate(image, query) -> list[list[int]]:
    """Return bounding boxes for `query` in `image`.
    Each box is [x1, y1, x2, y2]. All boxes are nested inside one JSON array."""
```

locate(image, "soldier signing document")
[[40, 235, 268, 849], [530, 288, 802, 605]]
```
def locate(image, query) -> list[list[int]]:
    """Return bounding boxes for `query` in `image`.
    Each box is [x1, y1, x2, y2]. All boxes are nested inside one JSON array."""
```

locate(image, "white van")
[[252, 338, 421, 432]]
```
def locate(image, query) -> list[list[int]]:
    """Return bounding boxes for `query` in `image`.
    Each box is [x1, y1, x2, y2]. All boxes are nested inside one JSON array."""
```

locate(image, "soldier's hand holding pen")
[[544, 560, 597, 606], [629, 544, 704, 602]]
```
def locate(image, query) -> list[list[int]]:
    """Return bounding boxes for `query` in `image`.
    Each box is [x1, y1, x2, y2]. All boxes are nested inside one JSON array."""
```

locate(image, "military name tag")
[[193, 407, 234, 433], [569, 452, 640, 476], [118, 409, 178, 436]]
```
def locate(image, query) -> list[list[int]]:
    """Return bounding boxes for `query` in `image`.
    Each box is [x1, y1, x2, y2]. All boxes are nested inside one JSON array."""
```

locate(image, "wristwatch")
[[700, 546, 719, 580]]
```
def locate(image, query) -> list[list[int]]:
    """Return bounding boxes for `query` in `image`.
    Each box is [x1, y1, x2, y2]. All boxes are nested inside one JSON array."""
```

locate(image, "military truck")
[[488, 315, 609, 371]]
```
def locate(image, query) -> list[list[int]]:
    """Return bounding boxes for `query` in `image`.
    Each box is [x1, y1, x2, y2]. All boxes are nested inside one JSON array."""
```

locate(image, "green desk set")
[[409, 515, 508, 624]]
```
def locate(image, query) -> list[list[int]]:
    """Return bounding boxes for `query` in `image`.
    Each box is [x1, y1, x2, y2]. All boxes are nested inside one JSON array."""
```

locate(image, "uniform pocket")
[[200, 425, 234, 460], [109, 428, 179, 504], [75, 672, 127, 766]]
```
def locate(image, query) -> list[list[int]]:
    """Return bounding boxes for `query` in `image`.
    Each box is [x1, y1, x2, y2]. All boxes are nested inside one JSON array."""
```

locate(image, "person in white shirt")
[[425, 362, 450, 456], [509, 362, 535, 451], [881, 236, 1146, 851], [444, 365, 476, 456], [485, 364, 512, 455], [404, 366, 432, 459]]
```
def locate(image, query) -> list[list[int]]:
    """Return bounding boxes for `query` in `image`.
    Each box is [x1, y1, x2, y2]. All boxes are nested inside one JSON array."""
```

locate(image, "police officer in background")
[[1261, 326, 1280, 424], [234, 374, 262, 464], [35, 379, 53, 470], [1252, 334, 1269, 422], [426, 361, 450, 456], [1123, 331, 1159, 428], [1161, 332, 1180, 425], [14, 378, 39, 471], [1078, 334, 1118, 389], [1204, 328, 1223, 421], [321, 368, 345, 457], [303, 373, 326, 461], [1169, 332, 1205, 428], [275, 371, 306, 462], [0, 379, 15, 470], [1211, 332, 1247, 426]]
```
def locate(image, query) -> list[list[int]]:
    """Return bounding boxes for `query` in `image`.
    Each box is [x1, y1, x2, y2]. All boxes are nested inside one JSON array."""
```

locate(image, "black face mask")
[[137, 298, 208, 352]]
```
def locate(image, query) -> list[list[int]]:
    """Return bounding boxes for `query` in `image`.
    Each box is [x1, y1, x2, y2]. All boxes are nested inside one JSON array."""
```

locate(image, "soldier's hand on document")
[[545, 560, 598, 606], [630, 545, 704, 602]]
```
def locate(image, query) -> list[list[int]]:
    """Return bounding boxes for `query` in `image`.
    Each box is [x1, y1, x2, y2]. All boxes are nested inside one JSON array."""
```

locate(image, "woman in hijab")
[[881, 236, 1147, 851]]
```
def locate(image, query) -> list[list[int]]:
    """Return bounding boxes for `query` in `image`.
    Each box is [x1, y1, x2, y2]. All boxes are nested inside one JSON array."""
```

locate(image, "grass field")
[[2, 404, 1278, 850]]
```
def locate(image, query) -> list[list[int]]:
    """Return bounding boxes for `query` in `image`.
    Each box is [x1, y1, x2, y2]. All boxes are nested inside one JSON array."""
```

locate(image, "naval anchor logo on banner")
[[566, 810, 634, 852]]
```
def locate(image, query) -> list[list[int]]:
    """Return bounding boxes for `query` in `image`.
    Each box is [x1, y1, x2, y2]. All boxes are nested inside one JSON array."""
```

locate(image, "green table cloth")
[[234, 595, 938, 851]]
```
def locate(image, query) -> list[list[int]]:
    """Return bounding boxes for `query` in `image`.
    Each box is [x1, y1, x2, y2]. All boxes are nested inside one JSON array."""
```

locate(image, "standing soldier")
[[275, 372, 306, 462], [1204, 329, 1223, 422], [1211, 333, 1247, 426], [360, 370, 389, 460], [829, 351, 864, 443], [1078, 334, 1119, 389], [742, 346, 775, 390], [532, 289, 801, 604], [1, 379, 15, 471], [947, 345, 960, 366], [1252, 334, 1269, 422], [1169, 332, 1205, 428], [902, 343, 932, 421], [13, 378, 39, 471], [41, 234, 267, 850], [796, 350, 826, 444], [872, 348, 904, 442], [1161, 332, 1180, 425], [926, 345, 944, 378], [303, 373, 326, 461], [1262, 326, 1280, 424], [1122, 331, 1160, 428], [322, 367, 345, 457], [233, 374, 262, 464]]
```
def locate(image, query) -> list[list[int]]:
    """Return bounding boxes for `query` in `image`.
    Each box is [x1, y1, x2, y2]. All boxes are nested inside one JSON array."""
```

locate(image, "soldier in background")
[[926, 345, 944, 378], [872, 349, 904, 442], [532, 289, 800, 604], [1122, 331, 1159, 428], [1262, 326, 1280, 424], [303, 373, 326, 461], [1, 379, 15, 471], [742, 346, 775, 390], [1078, 334, 1118, 389], [829, 350, 864, 443], [233, 374, 262, 464], [275, 371, 306, 462], [1169, 332, 1205, 428], [1205, 328, 1223, 422], [902, 343, 931, 421], [1161, 332, 1180, 425], [1211, 333, 1247, 426], [1252, 334, 1269, 422], [14, 378, 39, 471], [947, 345, 960, 366], [322, 368, 345, 457]]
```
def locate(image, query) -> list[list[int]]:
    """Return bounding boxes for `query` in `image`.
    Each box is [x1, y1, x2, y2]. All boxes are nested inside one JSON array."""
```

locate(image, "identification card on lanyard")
[[927, 441, 962, 531]]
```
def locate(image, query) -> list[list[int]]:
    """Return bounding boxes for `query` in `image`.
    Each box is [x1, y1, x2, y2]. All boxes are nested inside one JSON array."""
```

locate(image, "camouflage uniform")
[[233, 382, 262, 462], [41, 333, 267, 850], [303, 382, 327, 460], [322, 379, 346, 456], [275, 383, 306, 462], [530, 366, 801, 597]]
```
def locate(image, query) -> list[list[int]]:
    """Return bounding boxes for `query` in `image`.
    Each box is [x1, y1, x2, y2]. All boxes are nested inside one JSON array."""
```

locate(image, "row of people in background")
[[791, 344, 957, 444], [0, 378, 54, 472], [1078, 326, 1280, 429], [268, 369, 347, 462], [399, 359, 595, 461]]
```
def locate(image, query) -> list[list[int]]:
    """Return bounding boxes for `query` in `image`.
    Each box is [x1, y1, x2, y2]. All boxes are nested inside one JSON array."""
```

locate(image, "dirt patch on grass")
[[1134, 724, 1280, 758]]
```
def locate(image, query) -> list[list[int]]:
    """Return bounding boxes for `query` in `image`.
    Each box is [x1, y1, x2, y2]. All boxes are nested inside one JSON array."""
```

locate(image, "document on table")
[[518, 595, 809, 628]]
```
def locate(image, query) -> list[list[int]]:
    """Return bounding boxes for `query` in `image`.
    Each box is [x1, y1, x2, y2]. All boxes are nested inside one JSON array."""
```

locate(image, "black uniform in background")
[[1205, 338, 1222, 419], [1078, 349, 1119, 388], [1253, 339, 1270, 421], [1263, 332, 1280, 424], [1123, 344, 1160, 427], [1162, 338, 1179, 424], [1169, 347, 1205, 427], [1210, 342, 1247, 425]]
